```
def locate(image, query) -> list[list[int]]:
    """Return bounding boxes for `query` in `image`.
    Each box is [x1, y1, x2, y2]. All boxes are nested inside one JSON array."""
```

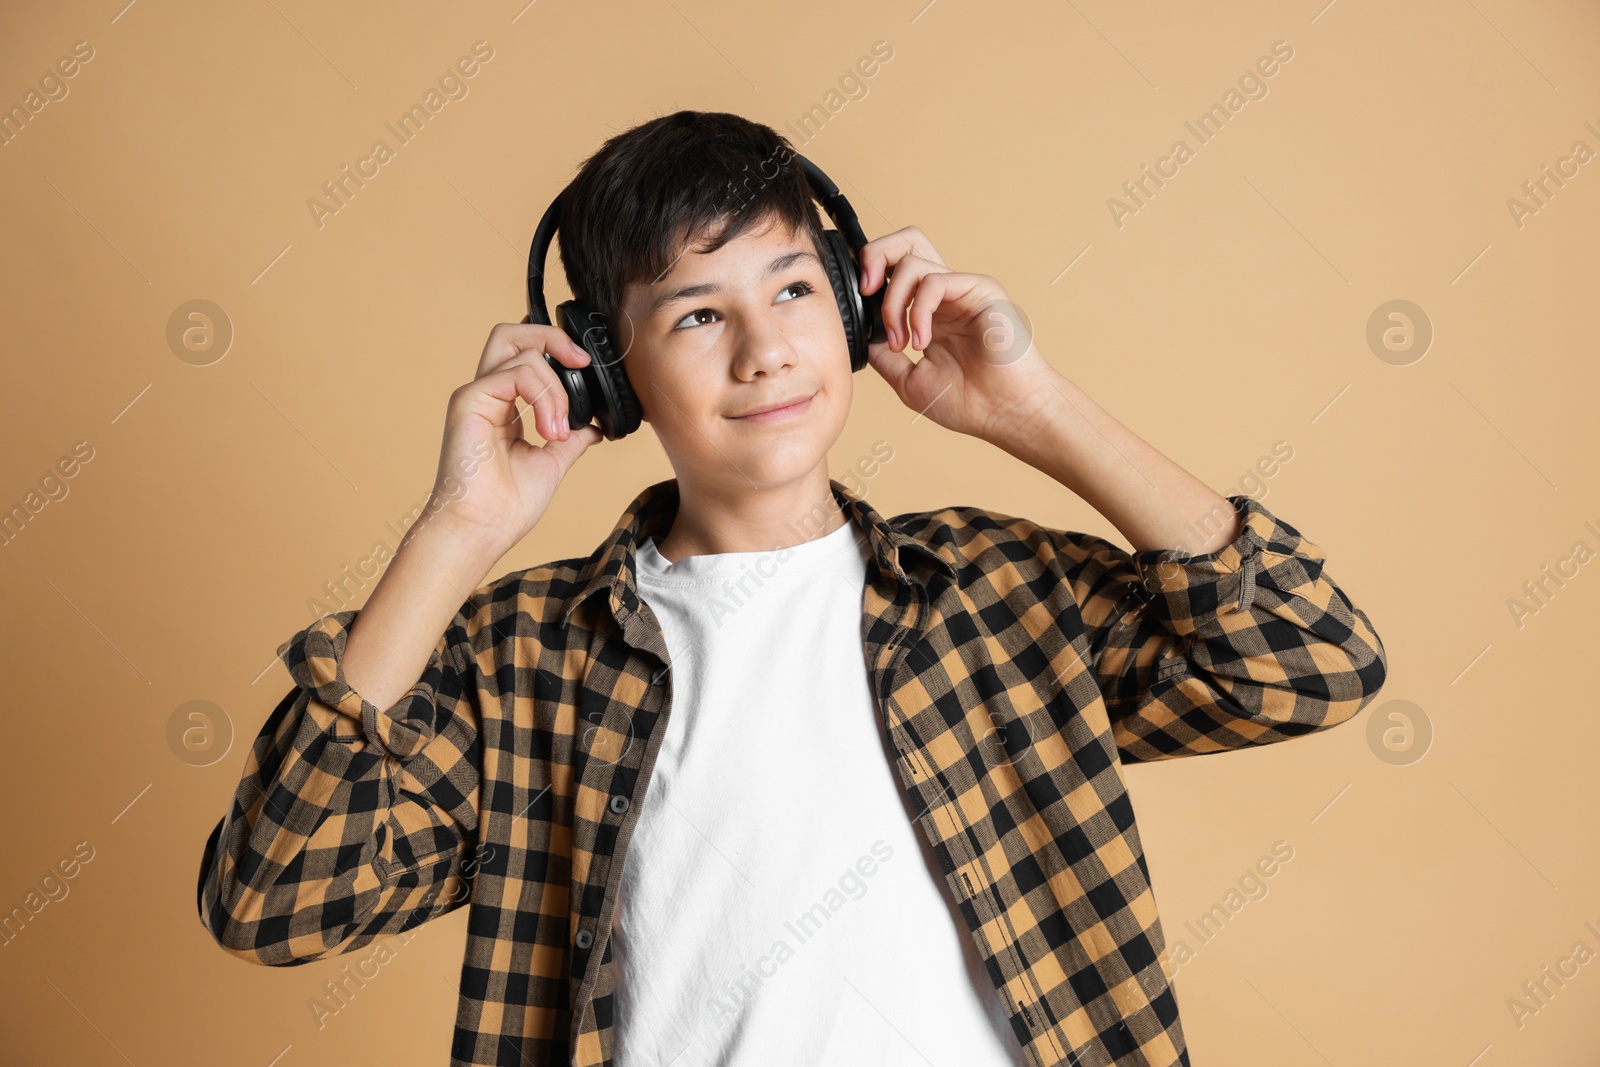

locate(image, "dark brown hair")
[[553, 110, 827, 326]]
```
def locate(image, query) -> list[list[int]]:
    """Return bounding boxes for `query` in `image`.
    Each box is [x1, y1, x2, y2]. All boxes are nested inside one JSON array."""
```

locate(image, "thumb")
[[867, 343, 916, 404], [540, 423, 605, 474]]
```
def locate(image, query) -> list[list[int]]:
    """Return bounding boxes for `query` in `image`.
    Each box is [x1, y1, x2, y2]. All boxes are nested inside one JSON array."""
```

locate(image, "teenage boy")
[[198, 110, 1387, 1067]]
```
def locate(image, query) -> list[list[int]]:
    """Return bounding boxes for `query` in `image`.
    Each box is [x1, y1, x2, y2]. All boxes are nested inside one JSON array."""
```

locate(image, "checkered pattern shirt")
[[197, 476, 1387, 1066]]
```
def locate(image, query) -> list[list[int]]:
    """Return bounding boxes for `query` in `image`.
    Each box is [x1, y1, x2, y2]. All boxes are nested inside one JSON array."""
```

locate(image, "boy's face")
[[615, 212, 853, 494]]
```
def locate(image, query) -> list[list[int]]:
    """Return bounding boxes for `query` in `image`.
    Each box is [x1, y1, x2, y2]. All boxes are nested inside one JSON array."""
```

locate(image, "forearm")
[[988, 371, 1240, 556], [341, 513, 506, 718]]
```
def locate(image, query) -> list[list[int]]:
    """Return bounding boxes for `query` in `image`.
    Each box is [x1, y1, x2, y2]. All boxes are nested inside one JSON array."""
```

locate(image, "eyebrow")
[[647, 250, 822, 316]]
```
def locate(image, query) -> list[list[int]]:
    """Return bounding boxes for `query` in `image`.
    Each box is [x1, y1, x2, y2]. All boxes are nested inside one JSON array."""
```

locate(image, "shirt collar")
[[558, 477, 957, 630]]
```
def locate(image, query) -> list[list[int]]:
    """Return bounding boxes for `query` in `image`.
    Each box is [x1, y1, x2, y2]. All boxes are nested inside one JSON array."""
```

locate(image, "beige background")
[[2, 1, 1597, 1064]]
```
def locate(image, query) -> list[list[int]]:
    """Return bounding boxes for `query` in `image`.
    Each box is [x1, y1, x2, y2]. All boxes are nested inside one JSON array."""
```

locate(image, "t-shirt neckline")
[[634, 517, 868, 586]]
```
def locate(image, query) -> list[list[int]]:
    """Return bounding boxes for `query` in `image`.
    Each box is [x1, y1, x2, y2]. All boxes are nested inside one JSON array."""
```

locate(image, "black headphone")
[[522, 152, 887, 441]]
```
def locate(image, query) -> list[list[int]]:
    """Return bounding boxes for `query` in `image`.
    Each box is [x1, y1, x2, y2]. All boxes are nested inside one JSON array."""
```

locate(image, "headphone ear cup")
[[819, 230, 869, 372], [557, 298, 642, 441]]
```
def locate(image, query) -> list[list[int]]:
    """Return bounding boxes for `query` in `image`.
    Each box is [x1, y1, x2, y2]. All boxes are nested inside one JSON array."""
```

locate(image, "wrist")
[[980, 371, 1076, 460], [401, 509, 511, 582]]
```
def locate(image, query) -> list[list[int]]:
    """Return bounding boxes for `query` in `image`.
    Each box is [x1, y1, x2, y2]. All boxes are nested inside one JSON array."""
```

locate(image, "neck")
[[655, 465, 845, 563]]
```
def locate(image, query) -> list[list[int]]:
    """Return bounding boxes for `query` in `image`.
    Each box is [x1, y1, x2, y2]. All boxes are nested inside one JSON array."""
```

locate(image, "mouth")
[[728, 392, 816, 423]]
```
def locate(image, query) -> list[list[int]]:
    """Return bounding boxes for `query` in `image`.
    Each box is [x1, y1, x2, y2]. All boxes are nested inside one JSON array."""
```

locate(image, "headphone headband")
[[524, 193, 562, 328], [793, 154, 872, 260]]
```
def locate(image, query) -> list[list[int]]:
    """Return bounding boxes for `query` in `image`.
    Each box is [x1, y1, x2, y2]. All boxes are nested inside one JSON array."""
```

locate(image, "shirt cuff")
[[1125, 495, 1326, 634], [276, 609, 455, 760]]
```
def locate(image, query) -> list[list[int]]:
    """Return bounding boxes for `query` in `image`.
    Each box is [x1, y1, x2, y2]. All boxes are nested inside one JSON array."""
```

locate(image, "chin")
[[704, 424, 840, 489], [733, 444, 833, 488]]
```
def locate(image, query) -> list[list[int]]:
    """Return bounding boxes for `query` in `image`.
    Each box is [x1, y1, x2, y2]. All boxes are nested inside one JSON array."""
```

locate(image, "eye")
[[671, 307, 719, 331], [669, 280, 817, 331]]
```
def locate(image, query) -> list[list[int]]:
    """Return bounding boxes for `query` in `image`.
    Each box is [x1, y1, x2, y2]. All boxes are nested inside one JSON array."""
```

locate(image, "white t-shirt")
[[612, 515, 1031, 1067]]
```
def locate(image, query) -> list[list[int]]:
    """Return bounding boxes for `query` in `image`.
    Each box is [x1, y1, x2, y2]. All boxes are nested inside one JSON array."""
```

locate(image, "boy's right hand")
[[428, 322, 606, 555]]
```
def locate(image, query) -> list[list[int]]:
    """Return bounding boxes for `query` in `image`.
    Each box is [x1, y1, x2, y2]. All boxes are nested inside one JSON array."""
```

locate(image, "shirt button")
[[576, 929, 593, 949], [610, 794, 630, 815]]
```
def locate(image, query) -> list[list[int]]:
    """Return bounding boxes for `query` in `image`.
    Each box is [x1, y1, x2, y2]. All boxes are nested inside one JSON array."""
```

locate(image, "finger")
[[527, 357, 573, 439], [476, 322, 590, 379], [490, 352, 573, 440], [546, 334, 593, 369], [539, 422, 606, 474], [858, 231, 913, 298], [859, 227, 946, 295], [898, 225, 947, 267], [866, 342, 916, 403], [909, 272, 985, 350], [879, 255, 946, 351], [907, 273, 953, 351], [516, 364, 567, 442], [464, 364, 564, 443]]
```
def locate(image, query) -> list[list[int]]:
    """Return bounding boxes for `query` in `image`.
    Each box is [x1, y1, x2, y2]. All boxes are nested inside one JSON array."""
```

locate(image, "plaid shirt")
[[197, 476, 1387, 1067]]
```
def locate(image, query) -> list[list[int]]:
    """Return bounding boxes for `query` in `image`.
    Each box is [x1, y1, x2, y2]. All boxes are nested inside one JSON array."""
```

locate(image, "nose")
[[730, 312, 795, 381]]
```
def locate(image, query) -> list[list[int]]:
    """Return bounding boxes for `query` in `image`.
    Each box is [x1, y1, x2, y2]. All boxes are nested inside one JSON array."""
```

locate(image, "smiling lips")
[[729, 393, 815, 422]]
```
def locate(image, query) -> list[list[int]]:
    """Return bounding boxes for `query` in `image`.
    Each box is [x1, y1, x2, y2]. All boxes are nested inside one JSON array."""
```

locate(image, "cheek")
[[813, 360, 854, 432], [637, 346, 716, 421], [799, 307, 850, 374], [821, 338, 855, 390], [828, 361, 854, 404]]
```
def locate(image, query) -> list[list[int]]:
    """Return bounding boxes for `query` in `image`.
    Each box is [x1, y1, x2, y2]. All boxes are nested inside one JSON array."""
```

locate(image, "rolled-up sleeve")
[[196, 607, 483, 965], [1054, 494, 1388, 763]]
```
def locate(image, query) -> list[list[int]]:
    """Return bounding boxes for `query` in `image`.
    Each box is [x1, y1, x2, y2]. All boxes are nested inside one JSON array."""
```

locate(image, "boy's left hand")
[[858, 225, 1062, 445]]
